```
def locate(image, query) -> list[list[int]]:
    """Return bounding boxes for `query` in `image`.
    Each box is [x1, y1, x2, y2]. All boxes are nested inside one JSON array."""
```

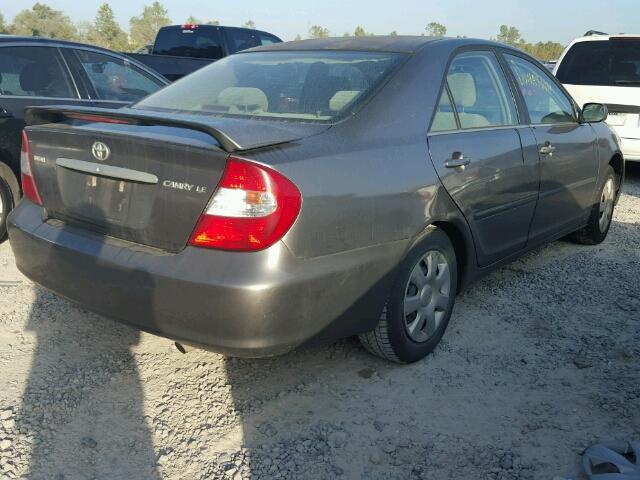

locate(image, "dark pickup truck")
[[127, 24, 282, 81]]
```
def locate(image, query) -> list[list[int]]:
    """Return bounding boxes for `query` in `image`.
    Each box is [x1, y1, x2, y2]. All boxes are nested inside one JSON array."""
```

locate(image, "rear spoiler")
[[25, 105, 329, 153], [25, 105, 242, 152]]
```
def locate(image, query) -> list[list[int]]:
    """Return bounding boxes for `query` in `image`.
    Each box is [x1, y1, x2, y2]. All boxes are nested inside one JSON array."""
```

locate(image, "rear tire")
[[0, 177, 14, 243], [359, 228, 457, 363], [570, 166, 617, 245]]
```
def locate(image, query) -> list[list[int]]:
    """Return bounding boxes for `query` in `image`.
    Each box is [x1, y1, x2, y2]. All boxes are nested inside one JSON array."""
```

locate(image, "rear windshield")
[[556, 39, 640, 86], [133, 51, 406, 122], [153, 26, 223, 59]]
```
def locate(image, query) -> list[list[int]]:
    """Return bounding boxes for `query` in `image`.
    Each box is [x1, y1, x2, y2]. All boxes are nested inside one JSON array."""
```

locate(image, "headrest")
[[448, 73, 476, 108], [218, 87, 268, 112], [20, 62, 49, 93], [329, 90, 361, 111]]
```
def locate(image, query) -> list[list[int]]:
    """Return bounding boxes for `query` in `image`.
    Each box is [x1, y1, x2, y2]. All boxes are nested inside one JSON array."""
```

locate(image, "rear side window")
[[0, 46, 76, 98], [506, 54, 575, 124], [556, 39, 640, 86], [154, 26, 224, 59], [431, 89, 457, 132], [445, 51, 518, 129], [73, 49, 165, 102], [225, 29, 260, 53], [134, 51, 406, 122]]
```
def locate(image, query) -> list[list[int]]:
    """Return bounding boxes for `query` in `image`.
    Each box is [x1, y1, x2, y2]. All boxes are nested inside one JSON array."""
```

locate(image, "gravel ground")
[[0, 166, 639, 480]]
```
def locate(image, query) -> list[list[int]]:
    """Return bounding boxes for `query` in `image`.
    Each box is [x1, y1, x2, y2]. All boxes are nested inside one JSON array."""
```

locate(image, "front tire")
[[0, 177, 14, 242], [359, 228, 457, 363], [570, 166, 617, 245]]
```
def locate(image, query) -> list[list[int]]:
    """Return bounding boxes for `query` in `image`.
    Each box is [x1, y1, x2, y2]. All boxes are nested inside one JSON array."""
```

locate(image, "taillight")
[[20, 130, 42, 205], [189, 157, 302, 251]]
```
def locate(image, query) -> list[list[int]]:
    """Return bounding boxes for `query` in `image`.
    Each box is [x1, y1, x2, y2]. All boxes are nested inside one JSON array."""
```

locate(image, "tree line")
[[0, 4, 565, 60], [307, 22, 564, 61], [0, 2, 253, 52]]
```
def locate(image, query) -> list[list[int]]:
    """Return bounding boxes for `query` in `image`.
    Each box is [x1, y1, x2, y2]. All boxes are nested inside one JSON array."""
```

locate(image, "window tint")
[[506, 54, 575, 124], [154, 26, 223, 59], [431, 89, 457, 132], [134, 51, 406, 122], [0, 46, 75, 98], [225, 29, 260, 53], [446, 51, 517, 129], [74, 50, 165, 102], [556, 40, 640, 86]]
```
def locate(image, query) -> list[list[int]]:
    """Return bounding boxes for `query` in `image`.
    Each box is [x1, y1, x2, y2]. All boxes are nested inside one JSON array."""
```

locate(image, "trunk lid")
[[24, 107, 326, 252]]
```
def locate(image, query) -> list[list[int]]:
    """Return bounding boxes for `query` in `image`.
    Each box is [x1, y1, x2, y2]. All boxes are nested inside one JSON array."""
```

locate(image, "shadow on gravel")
[[15, 204, 161, 480]]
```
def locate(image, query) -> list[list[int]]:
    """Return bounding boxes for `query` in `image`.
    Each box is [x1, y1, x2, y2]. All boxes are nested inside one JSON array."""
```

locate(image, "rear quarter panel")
[[247, 44, 471, 262]]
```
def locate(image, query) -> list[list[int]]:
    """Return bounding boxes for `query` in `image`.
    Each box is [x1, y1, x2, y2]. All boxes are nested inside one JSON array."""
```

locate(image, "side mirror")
[[581, 103, 608, 123]]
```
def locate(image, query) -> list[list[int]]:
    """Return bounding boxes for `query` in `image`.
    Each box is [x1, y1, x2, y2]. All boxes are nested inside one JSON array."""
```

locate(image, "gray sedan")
[[8, 37, 623, 363]]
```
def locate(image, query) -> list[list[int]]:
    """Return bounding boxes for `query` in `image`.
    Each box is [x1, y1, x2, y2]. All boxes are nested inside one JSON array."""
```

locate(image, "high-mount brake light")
[[67, 113, 131, 124], [20, 130, 42, 205], [189, 157, 302, 251]]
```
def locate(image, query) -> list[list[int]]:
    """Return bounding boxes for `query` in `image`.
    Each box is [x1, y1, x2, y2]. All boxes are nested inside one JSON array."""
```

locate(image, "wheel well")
[[609, 153, 624, 183], [432, 221, 467, 292]]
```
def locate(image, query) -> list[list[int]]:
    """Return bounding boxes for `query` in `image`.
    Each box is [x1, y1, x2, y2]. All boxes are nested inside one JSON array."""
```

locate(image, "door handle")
[[539, 142, 556, 156], [444, 152, 470, 168]]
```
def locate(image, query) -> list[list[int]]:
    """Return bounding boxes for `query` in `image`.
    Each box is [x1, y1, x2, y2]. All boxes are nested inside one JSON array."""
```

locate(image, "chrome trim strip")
[[55, 158, 158, 184]]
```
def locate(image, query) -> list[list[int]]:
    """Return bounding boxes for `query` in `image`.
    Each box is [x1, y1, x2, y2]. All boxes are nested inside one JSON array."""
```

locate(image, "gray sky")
[[1, 0, 639, 43]]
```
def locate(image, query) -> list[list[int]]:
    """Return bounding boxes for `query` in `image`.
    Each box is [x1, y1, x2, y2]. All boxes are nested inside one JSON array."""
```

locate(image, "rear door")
[[504, 53, 598, 242], [428, 49, 539, 267]]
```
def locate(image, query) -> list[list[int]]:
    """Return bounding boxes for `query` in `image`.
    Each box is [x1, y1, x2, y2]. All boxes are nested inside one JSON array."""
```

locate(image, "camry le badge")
[[91, 141, 110, 161]]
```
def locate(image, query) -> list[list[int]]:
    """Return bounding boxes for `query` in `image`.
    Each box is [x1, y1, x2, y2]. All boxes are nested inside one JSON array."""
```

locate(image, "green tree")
[[496, 25, 522, 46], [243, 20, 256, 29], [90, 3, 128, 50], [130, 1, 171, 50], [185, 15, 201, 24], [426, 22, 447, 37], [294, 34, 302, 41], [308, 25, 329, 39], [11, 3, 78, 39], [0, 13, 9, 34], [207, 20, 220, 25], [389, 30, 398, 36], [353, 26, 371, 37]]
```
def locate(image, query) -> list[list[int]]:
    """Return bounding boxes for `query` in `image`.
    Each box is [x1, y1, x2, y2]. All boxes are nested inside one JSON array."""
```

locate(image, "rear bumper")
[[8, 201, 402, 356]]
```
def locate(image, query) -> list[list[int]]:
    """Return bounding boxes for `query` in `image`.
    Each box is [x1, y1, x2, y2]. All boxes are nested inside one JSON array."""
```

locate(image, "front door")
[[503, 53, 599, 243], [428, 50, 539, 267]]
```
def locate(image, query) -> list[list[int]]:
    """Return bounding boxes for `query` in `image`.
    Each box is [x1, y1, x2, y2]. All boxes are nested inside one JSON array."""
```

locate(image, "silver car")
[[8, 37, 623, 363]]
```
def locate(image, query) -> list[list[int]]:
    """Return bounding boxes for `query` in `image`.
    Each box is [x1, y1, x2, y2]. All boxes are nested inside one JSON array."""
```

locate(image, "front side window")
[[134, 51, 406, 122], [259, 34, 280, 46], [556, 39, 640, 87], [506, 54, 575, 124], [445, 51, 518, 129], [0, 46, 75, 98], [74, 50, 165, 102]]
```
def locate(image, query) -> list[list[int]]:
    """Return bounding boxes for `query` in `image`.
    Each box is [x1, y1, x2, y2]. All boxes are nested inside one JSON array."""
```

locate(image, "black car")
[[0, 35, 169, 240]]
